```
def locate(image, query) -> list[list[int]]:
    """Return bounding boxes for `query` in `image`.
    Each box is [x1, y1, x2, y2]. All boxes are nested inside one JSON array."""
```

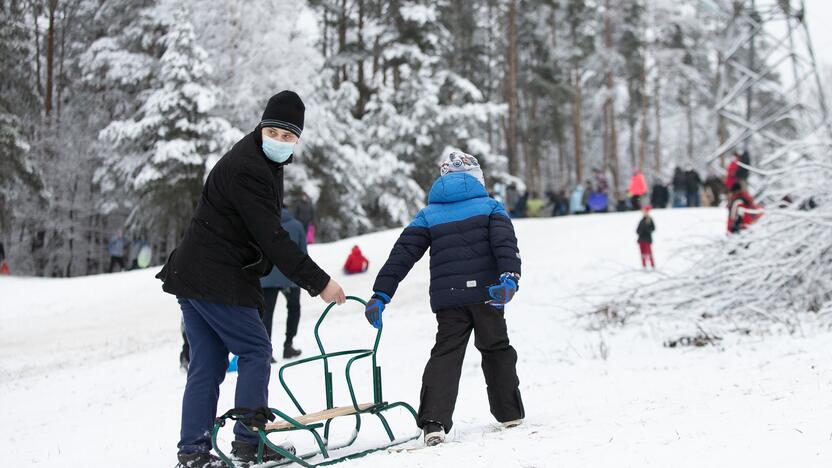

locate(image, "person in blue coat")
[[363, 150, 525, 447], [260, 208, 307, 361]]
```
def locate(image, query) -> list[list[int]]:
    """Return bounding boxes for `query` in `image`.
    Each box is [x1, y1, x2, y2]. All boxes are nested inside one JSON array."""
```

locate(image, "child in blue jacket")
[[364, 151, 524, 446]]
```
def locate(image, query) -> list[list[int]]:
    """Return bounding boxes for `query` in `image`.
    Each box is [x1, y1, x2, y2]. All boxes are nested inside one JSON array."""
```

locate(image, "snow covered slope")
[[2, 208, 832, 467]]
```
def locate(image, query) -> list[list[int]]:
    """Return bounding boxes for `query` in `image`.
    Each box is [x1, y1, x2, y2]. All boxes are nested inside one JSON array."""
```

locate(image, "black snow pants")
[[417, 303, 524, 432], [262, 287, 301, 344]]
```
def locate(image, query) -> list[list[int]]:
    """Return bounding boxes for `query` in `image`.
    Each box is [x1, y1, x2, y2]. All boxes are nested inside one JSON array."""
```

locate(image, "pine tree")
[[98, 8, 241, 244], [0, 0, 43, 233]]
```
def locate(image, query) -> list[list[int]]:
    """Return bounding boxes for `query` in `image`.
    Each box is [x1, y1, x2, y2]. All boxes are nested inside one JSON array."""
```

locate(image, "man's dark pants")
[[417, 303, 524, 432], [177, 297, 272, 454]]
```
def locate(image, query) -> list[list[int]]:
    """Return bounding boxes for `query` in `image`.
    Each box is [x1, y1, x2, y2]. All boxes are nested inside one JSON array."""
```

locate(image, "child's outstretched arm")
[[364, 211, 431, 328], [488, 201, 522, 276]]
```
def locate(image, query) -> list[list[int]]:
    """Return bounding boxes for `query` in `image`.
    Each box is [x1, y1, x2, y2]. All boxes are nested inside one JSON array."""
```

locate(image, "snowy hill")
[[2, 208, 832, 467]]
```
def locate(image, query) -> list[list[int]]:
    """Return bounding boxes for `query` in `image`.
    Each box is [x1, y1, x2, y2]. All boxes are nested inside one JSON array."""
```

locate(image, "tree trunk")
[[504, 0, 520, 176], [32, 2, 43, 100], [338, 0, 347, 86], [686, 81, 694, 162], [603, 0, 619, 195], [45, 0, 58, 119], [638, 56, 649, 171], [572, 67, 584, 184], [716, 51, 728, 167], [654, 74, 662, 173], [525, 94, 540, 193]]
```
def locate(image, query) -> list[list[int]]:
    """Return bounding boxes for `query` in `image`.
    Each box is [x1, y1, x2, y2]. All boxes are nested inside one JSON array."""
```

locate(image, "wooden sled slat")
[[264, 403, 374, 431]]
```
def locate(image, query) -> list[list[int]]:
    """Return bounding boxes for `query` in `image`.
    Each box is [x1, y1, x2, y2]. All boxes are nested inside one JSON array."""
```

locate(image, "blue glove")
[[487, 273, 519, 308], [365, 292, 391, 329]]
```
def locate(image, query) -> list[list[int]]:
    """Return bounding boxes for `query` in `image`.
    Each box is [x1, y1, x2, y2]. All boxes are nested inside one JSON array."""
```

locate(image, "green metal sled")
[[211, 296, 420, 467]]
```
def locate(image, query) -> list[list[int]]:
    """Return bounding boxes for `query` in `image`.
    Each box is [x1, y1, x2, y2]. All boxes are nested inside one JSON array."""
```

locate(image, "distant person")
[[107, 230, 128, 273], [727, 182, 761, 233], [627, 169, 648, 210], [570, 184, 586, 215], [587, 190, 609, 213], [525, 192, 545, 217], [672, 167, 687, 207], [615, 192, 629, 212], [704, 174, 724, 207], [650, 182, 669, 209], [737, 150, 751, 182], [685, 168, 702, 207], [292, 192, 316, 244], [593, 167, 610, 194], [725, 151, 751, 191], [343, 245, 369, 274], [636, 205, 656, 269], [344, 245, 370, 275], [556, 190, 569, 216], [512, 191, 529, 218], [261, 208, 308, 361], [0, 241, 8, 275]]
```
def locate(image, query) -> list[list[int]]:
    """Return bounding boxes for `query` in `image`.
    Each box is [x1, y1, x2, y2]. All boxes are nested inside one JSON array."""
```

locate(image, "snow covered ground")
[[2, 207, 832, 467]]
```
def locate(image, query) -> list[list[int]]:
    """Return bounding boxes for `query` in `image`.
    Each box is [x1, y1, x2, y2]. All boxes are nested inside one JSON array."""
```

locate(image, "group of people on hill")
[[507, 151, 761, 239], [632, 150, 760, 270]]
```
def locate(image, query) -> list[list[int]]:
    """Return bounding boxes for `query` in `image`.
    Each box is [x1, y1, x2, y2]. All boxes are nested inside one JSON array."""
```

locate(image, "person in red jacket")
[[627, 169, 648, 210], [727, 183, 761, 233], [343, 245, 369, 274], [725, 152, 740, 191]]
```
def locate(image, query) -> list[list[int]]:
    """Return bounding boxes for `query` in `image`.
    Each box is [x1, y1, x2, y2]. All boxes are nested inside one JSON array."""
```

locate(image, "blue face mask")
[[262, 136, 295, 163]]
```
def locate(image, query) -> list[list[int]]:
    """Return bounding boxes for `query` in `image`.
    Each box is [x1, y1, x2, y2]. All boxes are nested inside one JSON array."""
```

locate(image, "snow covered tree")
[[97, 8, 241, 246], [0, 0, 43, 234]]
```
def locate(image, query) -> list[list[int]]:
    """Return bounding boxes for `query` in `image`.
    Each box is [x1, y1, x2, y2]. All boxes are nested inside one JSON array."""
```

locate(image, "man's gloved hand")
[[487, 273, 520, 308], [364, 292, 391, 329]]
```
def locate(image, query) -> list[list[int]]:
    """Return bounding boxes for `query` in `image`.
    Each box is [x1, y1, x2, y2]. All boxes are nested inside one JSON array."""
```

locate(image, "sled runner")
[[211, 296, 420, 467]]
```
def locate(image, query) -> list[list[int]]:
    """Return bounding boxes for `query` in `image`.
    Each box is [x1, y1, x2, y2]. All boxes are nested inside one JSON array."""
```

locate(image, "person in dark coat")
[[291, 192, 315, 230], [512, 191, 529, 218], [685, 168, 702, 207], [672, 167, 687, 207], [107, 230, 128, 273], [156, 91, 346, 468], [260, 208, 308, 361], [704, 174, 724, 206], [363, 150, 525, 447], [636, 205, 656, 269], [650, 183, 669, 209]]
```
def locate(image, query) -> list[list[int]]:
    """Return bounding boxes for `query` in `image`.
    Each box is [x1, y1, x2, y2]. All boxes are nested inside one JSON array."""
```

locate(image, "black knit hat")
[[260, 91, 305, 137]]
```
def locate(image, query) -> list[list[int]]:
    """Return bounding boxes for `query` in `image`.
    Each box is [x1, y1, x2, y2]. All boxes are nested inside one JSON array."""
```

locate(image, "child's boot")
[[423, 422, 445, 446]]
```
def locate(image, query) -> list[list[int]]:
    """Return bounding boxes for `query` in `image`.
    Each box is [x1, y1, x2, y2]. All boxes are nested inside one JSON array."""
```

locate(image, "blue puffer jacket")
[[373, 173, 522, 312]]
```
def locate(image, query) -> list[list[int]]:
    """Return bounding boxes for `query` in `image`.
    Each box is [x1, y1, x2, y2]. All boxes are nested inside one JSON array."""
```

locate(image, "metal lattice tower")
[[707, 0, 832, 166]]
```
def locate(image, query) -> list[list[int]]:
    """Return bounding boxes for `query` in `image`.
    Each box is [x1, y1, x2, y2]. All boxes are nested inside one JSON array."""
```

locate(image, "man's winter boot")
[[423, 422, 445, 446], [283, 342, 301, 359], [230, 440, 296, 466], [176, 452, 224, 468], [502, 419, 523, 429]]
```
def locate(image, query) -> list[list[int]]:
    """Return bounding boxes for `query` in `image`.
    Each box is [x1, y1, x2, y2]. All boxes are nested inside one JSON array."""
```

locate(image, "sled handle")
[[314, 295, 378, 354], [314, 296, 382, 403]]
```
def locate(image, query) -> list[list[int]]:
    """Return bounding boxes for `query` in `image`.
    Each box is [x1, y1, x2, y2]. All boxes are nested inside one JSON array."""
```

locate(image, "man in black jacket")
[[157, 91, 345, 468]]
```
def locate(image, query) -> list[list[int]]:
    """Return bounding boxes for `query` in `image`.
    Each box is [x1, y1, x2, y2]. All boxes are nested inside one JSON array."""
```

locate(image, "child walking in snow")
[[637, 205, 656, 269], [363, 150, 525, 447]]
